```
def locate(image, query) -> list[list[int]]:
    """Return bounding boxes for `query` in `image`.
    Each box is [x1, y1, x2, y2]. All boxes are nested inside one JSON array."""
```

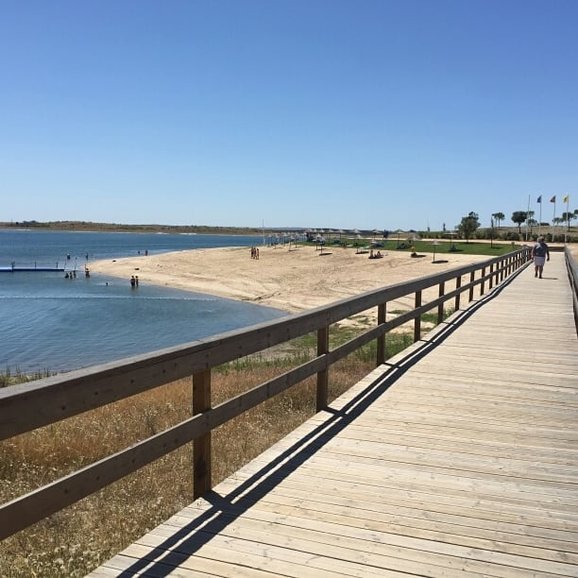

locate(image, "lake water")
[[0, 229, 285, 373]]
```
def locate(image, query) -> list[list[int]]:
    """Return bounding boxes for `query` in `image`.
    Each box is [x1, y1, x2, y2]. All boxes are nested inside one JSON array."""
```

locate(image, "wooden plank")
[[166, 504, 578, 568], [218, 473, 578, 533], [238, 493, 578, 553], [142, 514, 574, 578], [126, 532, 404, 578]]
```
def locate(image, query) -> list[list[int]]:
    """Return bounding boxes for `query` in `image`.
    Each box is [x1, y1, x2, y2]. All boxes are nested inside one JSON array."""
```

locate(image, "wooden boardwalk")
[[89, 253, 578, 577]]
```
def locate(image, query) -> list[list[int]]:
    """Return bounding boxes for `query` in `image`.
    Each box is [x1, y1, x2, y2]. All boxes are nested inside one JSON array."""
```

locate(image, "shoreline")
[[89, 245, 490, 324]]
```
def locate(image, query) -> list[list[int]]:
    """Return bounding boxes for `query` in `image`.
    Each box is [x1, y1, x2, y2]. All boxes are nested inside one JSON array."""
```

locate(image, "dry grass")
[[0, 333, 387, 577]]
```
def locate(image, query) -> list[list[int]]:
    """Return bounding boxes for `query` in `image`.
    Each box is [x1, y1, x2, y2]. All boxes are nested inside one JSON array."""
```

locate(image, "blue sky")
[[2, 0, 577, 230]]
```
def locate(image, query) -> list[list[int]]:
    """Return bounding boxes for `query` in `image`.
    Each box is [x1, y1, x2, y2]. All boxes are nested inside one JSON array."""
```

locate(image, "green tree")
[[527, 211, 536, 234], [457, 211, 480, 242], [561, 212, 576, 230], [511, 211, 528, 233], [491, 212, 505, 229]]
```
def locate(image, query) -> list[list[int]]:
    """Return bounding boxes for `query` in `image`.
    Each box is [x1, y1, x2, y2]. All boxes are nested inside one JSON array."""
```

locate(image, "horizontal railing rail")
[[0, 247, 531, 540]]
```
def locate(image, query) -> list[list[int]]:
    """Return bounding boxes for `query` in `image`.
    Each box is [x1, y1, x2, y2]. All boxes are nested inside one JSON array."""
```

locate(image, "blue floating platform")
[[0, 266, 66, 272]]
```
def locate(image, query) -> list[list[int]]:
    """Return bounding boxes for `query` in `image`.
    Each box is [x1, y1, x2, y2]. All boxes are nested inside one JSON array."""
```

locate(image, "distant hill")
[[0, 220, 267, 235]]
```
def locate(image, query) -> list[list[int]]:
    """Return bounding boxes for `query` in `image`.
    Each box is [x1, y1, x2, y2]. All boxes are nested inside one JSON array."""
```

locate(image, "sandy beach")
[[89, 245, 491, 325]]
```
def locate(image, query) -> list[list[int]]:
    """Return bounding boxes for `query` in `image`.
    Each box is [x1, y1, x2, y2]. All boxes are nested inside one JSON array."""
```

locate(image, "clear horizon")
[[2, 1, 577, 230]]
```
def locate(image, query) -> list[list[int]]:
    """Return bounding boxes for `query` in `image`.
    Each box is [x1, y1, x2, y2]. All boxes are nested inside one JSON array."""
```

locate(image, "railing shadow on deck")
[[0, 248, 531, 546], [112, 261, 530, 578]]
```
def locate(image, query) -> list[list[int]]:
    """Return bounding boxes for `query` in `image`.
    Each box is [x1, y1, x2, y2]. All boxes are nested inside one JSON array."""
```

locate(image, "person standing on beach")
[[531, 236, 550, 278]]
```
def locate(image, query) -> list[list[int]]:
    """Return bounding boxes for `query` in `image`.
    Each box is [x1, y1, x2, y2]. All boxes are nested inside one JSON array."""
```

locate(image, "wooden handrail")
[[565, 247, 578, 335], [0, 247, 531, 540]]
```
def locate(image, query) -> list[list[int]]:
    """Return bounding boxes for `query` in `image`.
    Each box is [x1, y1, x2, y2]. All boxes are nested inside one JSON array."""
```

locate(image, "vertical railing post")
[[480, 267, 486, 296], [468, 271, 475, 302], [454, 276, 462, 311], [193, 369, 212, 500], [437, 282, 445, 324], [377, 303, 386, 366], [316, 326, 329, 411], [489, 264, 494, 289], [414, 291, 422, 343]]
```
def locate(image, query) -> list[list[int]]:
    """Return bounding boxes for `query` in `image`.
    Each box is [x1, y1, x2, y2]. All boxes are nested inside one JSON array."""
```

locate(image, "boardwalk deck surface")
[[89, 253, 578, 577]]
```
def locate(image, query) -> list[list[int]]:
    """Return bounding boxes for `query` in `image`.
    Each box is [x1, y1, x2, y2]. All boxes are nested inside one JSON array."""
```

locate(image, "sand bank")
[[89, 245, 490, 325]]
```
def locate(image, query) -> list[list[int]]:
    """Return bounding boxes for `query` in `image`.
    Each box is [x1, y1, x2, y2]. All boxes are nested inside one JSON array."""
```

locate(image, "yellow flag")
[[563, 195, 569, 203]]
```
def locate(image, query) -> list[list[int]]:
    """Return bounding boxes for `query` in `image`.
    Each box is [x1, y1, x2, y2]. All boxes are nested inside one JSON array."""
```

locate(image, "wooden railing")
[[0, 247, 531, 540], [565, 247, 578, 334]]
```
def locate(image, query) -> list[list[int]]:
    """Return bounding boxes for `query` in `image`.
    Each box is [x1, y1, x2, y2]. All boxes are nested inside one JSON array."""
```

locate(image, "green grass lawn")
[[367, 239, 519, 257], [309, 239, 521, 256]]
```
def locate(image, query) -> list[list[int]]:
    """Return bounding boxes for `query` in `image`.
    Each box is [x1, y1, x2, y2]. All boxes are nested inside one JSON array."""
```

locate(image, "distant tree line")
[[0, 220, 265, 235]]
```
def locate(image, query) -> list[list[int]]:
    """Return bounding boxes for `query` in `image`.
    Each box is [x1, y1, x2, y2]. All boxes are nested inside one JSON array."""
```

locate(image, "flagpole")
[[565, 195, 570, 243], [539, 198, 542, 235]]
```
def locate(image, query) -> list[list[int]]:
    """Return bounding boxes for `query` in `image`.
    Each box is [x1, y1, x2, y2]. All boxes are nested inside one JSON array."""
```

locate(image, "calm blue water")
[[0, 229, 284, 373]]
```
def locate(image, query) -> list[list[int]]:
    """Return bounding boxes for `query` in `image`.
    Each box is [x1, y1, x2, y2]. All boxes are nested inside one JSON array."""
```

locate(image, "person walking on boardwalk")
[[531, 236, 550, 278]]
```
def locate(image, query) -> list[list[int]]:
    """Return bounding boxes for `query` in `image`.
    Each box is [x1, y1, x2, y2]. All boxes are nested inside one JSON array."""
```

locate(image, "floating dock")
[[0, 265, 67, 272]]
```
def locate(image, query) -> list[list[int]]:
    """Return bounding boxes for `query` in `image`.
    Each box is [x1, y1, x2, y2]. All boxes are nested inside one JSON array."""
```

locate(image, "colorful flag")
[[563, 195, 569, 203], [537, 195, 542, 203], [550, 195, 556, 203]]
